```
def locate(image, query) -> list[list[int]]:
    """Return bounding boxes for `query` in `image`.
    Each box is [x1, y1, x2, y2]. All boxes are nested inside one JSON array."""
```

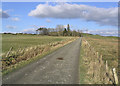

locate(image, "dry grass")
[[84, 35, 118, 70], [2, 37, 77, 75], [80, 38, 117, 84]]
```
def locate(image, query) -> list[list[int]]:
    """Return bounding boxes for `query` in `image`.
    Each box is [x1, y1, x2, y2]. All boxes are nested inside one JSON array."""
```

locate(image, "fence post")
[[112, 68, 118, 84], [106, 61, 108, 71], [6, 47, 13, 57]]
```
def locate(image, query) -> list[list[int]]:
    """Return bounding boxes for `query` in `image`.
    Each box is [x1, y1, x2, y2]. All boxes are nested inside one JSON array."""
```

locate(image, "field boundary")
[[82, 38, 118, 84], [2, 37, 77, 75]]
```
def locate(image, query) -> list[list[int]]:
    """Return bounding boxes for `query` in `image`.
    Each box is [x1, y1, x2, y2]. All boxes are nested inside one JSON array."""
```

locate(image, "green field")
[[2, 34, 74, 53]]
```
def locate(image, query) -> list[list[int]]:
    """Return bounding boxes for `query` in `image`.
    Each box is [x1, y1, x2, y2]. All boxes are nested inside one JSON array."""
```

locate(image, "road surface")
[[3, 38, 81, 84]]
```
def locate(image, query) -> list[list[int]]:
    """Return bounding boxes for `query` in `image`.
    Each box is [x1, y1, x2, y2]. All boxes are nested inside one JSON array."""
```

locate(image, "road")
[[3, 38, 81, 84]]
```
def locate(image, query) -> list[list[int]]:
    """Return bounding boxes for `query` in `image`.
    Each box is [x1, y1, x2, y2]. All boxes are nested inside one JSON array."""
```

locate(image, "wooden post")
[[106, 61, 108, 73], [96, 52, 99, 58], [112, 68, 118, 84], [21, 48, 25, 55], [6, 47, 13, 57]]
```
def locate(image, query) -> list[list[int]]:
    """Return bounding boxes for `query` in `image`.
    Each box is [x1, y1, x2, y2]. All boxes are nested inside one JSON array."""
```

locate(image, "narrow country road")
[[3, 38, 82, 84]]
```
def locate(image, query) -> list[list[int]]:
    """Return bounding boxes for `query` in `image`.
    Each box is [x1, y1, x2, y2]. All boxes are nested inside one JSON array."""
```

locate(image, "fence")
[[82, 38, 118, 84]]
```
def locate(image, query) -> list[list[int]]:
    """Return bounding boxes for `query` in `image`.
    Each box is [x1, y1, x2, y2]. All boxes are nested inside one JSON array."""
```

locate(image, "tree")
[[36, 27, 49, 35], [36, 27, 44, 34], [56, 25, 64, 36], [72, 30, 77, 36], [67, 24, 71, 36], [67, 24, 70, 32], [63, 28, 67, 36], [42, 28, 49, 35]]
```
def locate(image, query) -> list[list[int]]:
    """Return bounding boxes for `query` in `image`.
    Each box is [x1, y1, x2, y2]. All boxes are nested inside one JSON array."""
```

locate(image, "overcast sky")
[[1, 2, 118, 36]]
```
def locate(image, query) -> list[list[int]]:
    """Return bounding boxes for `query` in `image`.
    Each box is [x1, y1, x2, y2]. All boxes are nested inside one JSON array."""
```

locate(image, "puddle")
[[57, 57, 64, 60]]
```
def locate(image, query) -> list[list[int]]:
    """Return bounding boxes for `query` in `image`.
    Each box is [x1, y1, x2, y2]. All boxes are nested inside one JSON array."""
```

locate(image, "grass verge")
[[80, 37, 118, 84], [3, 38, 77, 75], [84, 34, 118, 70], [79, 41, 87, 84]]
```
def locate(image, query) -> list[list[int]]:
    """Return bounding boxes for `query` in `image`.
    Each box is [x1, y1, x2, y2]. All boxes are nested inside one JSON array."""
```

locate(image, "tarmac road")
[[3, 38, 82, 84]]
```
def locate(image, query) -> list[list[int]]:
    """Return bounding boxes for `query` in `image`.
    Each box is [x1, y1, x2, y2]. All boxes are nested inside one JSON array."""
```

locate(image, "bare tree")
[[56, 25, 64, 36]]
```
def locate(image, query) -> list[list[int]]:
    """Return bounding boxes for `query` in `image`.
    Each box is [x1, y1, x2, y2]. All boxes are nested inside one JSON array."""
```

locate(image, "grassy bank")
[[79, 34, 118, 84], [83, 34, 118, 69], [79, 42, 87, 84], [80, 38, 116, 84]]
